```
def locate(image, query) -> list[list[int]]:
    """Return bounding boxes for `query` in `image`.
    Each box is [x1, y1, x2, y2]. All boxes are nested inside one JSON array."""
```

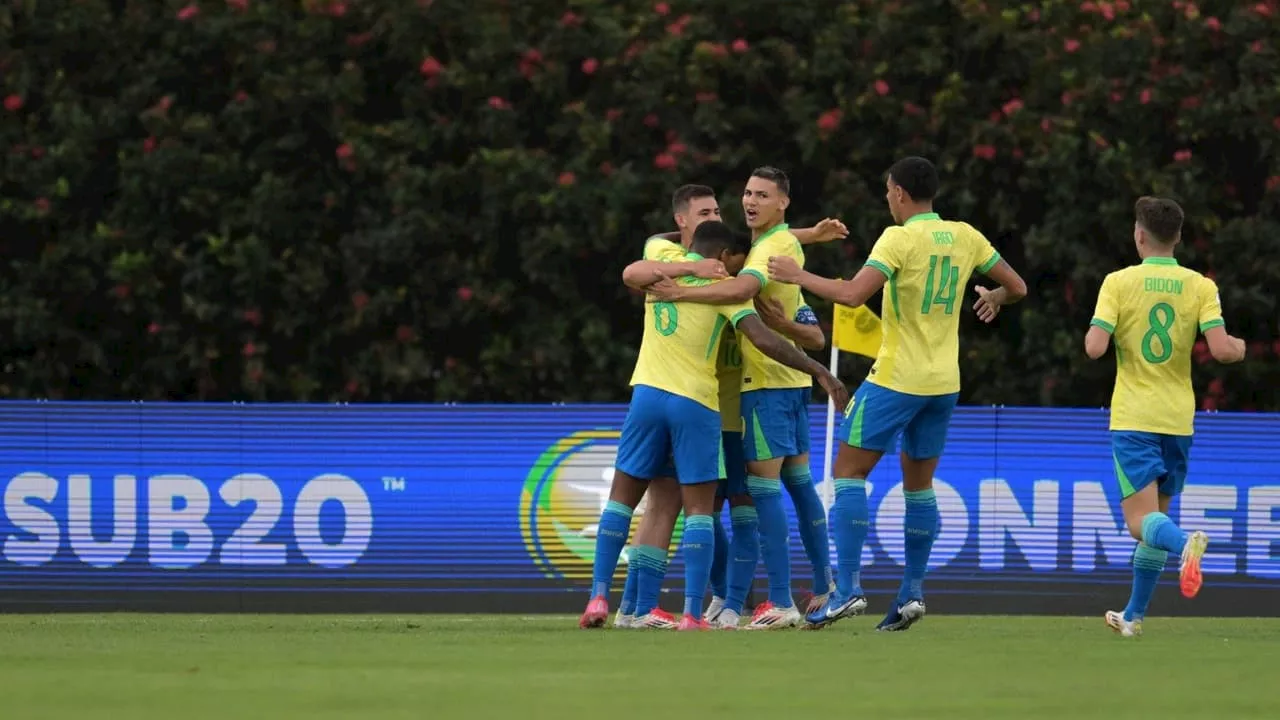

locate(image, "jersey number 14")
[[921, 254, 960, 315]]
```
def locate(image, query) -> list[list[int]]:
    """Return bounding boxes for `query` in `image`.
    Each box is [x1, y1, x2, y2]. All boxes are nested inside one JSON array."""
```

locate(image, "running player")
[[646, 167, 837, 630], [1084, 196, 1245, 637], [615, 186, 846, 629], [580, 220, 849, 630], [767, 156, 1028, 631]]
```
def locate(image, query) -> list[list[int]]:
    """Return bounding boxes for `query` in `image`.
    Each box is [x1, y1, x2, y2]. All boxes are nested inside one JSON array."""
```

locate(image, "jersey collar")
[[903, 212, 940, 225], [1142, 257, 1178, 266], [686, 251, 705, 260], [752, 223, 789, 246]]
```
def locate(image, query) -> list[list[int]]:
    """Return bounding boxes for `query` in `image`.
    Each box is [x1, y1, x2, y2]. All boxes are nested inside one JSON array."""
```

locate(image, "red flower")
[[345, 379, 360, 395], [1012, 148, 1025, 159], [148, 322, 162, 335], [558, 171, 576, 186], [972, 144, 997, 160], [903, 102, 923, 116], [444, 357, 458, 371], [643, 113, 660, 127], [1207, 378, 1224, 396], [242, 342, 256, 357], [1255, 3, 1273, 16], [420, 56, 443, 77], [1061, 91, 1075, 106], [1266, 175, 1280, 192], [731, 38, 749, 53], [177, 4, 199, 20], [1139, 88, 1152, 104], [1110, 91, 1124, 103], [1174, 149, 1192, 163], [1064, 38, 1081, 53], [227, 0, 250, 12], [1205, 16, 1221, 31], [396, 325, 415, 343], [873, 79, 890, 96], [666, 21, 684, 36], [352, 291, 369, 309], [113, 283, 130, 299], [599, 161, 614, 176], [708, 43, 729, 58], [1180, 96, 1201, 109], [327, 1, 347, 17], [3, 94, 23, 112], [1193, 340, 1211, 364], [668, 141, 688, 155], [581, 58, 599, 75], [1041, 117, 1053, 133], [234, 90, 249, 104], [335, 143, 354, 160], [243, 309, 262, 326], [655, 1, 670, 14], [1099, 2, 1115, 19], [605, 108, 622, 121], [653, 152, 678, 171], [1252, 40, 1265, 53], [30, 146, 44, 159], [1093, 134, 1109, 148], [488, 96, 510, 110], [988, 110, 1002, 123], [1273, 116, 1280, 131], [34, 197, 51, 214], [456, 287, 474, 302], [561, 11, 582, 27], [695, 91, 718, 104], [1116, 0, 1130, 10], [1082, 1, 1097, 11], [817, 109, 841, 132], [1001, 98, 1024, 116]]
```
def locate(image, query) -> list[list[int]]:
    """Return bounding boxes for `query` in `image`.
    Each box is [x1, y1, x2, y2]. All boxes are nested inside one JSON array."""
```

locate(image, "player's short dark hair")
[[750, 166, 790, 197], [887, 156, 939, 201], [1134, 196, 1184, 244], [672, 184, 715, 213], [690, 220, 744, 257]]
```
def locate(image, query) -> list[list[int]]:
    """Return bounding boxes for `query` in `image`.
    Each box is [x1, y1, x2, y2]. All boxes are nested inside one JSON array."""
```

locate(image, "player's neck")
[[679, 229, 695, 249], [899, 204, 934, 224], [751, 217, 786, 241]]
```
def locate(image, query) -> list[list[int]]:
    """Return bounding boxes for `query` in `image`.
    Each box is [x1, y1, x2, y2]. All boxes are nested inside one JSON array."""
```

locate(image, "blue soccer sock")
[[1141, 512, 1188, 556], [682, 515, 716, 617], [898, 488, 939, 606], [619, 561, 639, 616], [1124, 543, 1168, 622], [724, 505, 760, 614], [710, 511, 729, 599], [630, 544, 669, 617], [830, 477, 869, 599], [591, 500, 634, 598], [782, 465, 833, 595], [747, 474, 794, 608]]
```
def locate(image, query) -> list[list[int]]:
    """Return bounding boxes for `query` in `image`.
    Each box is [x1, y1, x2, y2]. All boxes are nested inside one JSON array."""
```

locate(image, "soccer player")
[[614, 186, 845, 629], [580, 220, 848, 631], [1084, 196, 1245, 637], [646, 167, 838, 630], [767, 156, 1028, 631]]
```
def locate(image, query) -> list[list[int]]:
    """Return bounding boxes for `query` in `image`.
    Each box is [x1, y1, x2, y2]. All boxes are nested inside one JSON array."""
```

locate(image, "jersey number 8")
[[1142, 302, 1175, 364]]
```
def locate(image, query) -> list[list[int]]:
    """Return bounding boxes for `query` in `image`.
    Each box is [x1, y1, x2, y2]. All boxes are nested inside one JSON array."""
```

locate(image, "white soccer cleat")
[[712, 609, 741, 630], [635, 609, 678, 629], [745, 601, 803, 630], [1105, 610, 1143, 637], [704, 596, 726, 623], [614, 611, 636, 629]]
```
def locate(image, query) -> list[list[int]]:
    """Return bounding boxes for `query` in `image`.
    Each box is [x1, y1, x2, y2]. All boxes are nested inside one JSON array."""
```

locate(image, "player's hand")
[[811, 217, 849, 244], [645, 275, 683, 303], [754, 297, 789, 330], [972, 285, 1001, 323], [817, 371, 850, 410], [691, 258, 728, 280], [767, 255, 803, 284], [1230, 335, 1247, 362]]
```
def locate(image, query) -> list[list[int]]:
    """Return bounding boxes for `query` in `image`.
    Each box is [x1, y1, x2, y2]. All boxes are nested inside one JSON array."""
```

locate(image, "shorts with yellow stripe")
[[841, 382, 958, 460], [1111, 431, 1191, 499]]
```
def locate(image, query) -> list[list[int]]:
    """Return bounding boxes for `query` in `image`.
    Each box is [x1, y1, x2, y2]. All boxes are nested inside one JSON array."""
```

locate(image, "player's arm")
[[792, 218, 849, 246], [1085, 275, 1117, 360], [768, 260, 886, 308], [756, 299, 824, 350], [647, 273, 762, 305], [971, 259, 1028, 322], [622, 258, 726, 290], [734, 313, 848, 408], [1198, 281, 1246, 363]]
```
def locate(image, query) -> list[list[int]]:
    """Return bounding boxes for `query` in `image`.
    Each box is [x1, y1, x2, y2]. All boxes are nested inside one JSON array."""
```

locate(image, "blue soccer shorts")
[[1111, 430, 1192, 499], [615, 385, 724, 485], [741, 388, 811, 462], [718, 431, 748, 498], [841, 382, 958, 460]]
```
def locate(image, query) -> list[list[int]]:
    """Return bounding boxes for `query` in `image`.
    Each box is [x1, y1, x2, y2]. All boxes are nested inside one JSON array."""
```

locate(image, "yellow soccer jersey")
[[1090, 257, 1223, 436], [630, 254, 758, 411], [716, 328, 744, 432], [643, 236, 686, 263], [738, 224, 811, 392], [864, 212, 1000, 396]]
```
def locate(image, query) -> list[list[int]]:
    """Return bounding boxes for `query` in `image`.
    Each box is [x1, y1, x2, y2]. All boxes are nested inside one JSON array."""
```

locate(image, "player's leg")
[[706, 486, 729, 618], [629, 476, 682, 629], [715, 431, 756, 629], [668, 393, 725, 631], [1161, 435, 1208, 598], [580, 388, 666, 628], [741, 389, 801, 629], [806, 383, 909, 629], [781, 391, 834, 612], [876, 391, 957, 632]]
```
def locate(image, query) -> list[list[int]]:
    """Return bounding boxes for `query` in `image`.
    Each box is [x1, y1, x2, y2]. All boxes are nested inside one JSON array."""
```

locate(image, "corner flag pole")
[[820, 341, 840, 511], [822, 304, 883, 512]]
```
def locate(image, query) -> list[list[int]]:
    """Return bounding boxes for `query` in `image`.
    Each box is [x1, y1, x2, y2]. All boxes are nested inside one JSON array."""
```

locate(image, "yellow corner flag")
[[832, 305, 882, 359]]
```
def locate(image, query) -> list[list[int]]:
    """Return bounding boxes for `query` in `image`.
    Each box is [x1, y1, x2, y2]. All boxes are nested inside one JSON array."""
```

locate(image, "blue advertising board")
[[0, 402, 1277, 614]]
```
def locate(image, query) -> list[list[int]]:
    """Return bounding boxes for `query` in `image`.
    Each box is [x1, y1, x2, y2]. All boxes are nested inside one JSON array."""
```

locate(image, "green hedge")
[[1, 0, 1277, 406]]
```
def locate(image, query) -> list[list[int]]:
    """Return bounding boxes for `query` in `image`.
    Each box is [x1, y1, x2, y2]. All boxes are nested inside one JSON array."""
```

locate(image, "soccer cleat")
[[704, 596, 726, 623], [803, 593, 868, 630], [1105, 610, 1143, 637], [745, 601, 803, 630], [876, 599, 926, 632], [1179, 530, 1210, 599], [677, 614, 711, 631], [711, 609, 741, 630], [579, 595, 609, 629], [613, 611, 636, 629], [636, 608, 678, 629]]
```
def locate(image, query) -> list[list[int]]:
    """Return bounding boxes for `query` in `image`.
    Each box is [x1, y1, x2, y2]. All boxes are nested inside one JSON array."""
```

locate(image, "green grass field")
[[1, 614, 1275, 719]]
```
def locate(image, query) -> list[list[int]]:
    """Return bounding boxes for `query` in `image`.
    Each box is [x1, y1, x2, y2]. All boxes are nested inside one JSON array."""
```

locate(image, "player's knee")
[[727, 493, 754, 508], [1125, 516, 1144, 541]]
